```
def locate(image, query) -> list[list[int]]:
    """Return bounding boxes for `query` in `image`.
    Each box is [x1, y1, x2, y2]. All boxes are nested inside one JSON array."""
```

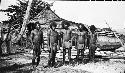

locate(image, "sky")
[[0, 0, 125, 30]]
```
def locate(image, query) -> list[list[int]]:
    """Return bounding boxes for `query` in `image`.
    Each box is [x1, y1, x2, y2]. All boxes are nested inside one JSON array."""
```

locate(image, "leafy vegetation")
[[1, 0, 49, 26]]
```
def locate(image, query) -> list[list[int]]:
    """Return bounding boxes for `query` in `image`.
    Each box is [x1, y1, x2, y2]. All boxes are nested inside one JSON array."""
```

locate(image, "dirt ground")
[[0, 48, 125, 73]]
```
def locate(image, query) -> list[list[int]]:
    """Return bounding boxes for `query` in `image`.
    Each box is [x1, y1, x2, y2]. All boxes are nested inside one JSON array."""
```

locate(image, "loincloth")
[[63, 41, 72, 49], [90, 44, 97, 50], [33, 43, 41, 56], [77, 43, 85, 49], [49, 43, 58, 51]]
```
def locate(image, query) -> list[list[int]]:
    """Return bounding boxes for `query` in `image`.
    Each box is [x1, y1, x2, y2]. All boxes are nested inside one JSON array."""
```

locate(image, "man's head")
[[2, 28, 8, 34], [78, 23, 88, 32], [27, 22, 35, 31], [50, 21, 57, 30], [62, 21, 70, 29], [90, 25, 96, 33], [35, 22, 40, 30]]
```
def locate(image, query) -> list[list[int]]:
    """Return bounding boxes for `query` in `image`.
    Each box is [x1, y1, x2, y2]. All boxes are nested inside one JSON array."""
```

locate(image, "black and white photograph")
[[0, 0, 125, 73]]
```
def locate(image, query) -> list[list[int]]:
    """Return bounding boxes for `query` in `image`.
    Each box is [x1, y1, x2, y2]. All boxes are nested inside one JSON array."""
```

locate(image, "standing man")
[[30, 22, 44, 67], [1, 27, 11, 54], [0, 26, 2, 55], [47, 21, 59, 67], [76, 24, 88, 64], [89, 25, 97, 62], [61, 21, 72, 65]]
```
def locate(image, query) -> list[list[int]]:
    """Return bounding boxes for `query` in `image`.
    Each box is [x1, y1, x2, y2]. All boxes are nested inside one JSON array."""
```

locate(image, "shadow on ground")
[[0, 63, 33, 73]]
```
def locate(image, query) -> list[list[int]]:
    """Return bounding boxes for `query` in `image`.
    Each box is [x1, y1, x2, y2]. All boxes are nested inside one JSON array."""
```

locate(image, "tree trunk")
[[16, 0, 33, 42]]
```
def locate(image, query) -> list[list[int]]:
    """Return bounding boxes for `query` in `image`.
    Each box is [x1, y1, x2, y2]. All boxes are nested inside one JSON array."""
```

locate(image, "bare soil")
[[0, 48, 125, 73]]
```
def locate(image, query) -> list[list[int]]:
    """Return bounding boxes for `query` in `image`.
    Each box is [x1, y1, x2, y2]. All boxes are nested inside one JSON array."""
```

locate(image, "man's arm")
[[74, 31, 78, 48], [70, 30, 74, 41], [95, 33, 98, 47], [60, 30, 64, 44], [30, 31, 33, 42], [56, 31, 59, 44], [41, 31, 44, 49], [57, 31, 60, 50], [70, 30, 73, 47], [47, 30, 50, 49], [30, 31, 34, 49]]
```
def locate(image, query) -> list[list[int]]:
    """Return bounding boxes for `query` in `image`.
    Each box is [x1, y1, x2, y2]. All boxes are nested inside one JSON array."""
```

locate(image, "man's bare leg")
[[63, 48, 66, 65], [68, 47, 71, 65], [81, 49, 84, 63]]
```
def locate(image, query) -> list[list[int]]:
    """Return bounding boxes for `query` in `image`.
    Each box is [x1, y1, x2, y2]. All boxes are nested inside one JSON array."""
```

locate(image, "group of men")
[[29, 20, 97, 68]]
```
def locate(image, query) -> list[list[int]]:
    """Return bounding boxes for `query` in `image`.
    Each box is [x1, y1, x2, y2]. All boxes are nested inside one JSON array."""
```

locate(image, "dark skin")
[[30, 23, 43, 67], [0, 28, 11, 55], [76, 25, 87, 64], [47, 25, 59, 67], [89, 26, 97, 62], [48, 26, 58, 45], [62, 25, 72, 42], [0, 34, 3, 55], [61, 24, 72, 64], [0, 28, 5, 55]]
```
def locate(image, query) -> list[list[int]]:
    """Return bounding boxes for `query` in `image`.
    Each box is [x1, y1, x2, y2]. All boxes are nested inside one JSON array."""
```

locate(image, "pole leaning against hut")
[[105, 20, 124, 47]]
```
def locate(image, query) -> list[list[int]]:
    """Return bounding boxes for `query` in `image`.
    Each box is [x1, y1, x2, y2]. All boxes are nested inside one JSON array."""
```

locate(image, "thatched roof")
[[30, 8, 61, 24], [29, 6, 90, 32]]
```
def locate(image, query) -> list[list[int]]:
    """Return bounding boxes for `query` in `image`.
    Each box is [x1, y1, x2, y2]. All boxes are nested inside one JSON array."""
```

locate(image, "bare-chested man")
[[89, 25, 97, 62], [0, 27, 3, 55], [0, 27, 11, 54], [61, 21, 72, 64], [30, 22, 43, 67], [47, 21, 59, 67], [76, 24, 88, 64]]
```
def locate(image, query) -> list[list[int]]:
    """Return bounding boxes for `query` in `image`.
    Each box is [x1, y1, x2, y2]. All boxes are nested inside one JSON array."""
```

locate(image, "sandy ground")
[[0, 53, 90, 73], [1, 48, 125, 73], [72, 59, 125, 73]]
